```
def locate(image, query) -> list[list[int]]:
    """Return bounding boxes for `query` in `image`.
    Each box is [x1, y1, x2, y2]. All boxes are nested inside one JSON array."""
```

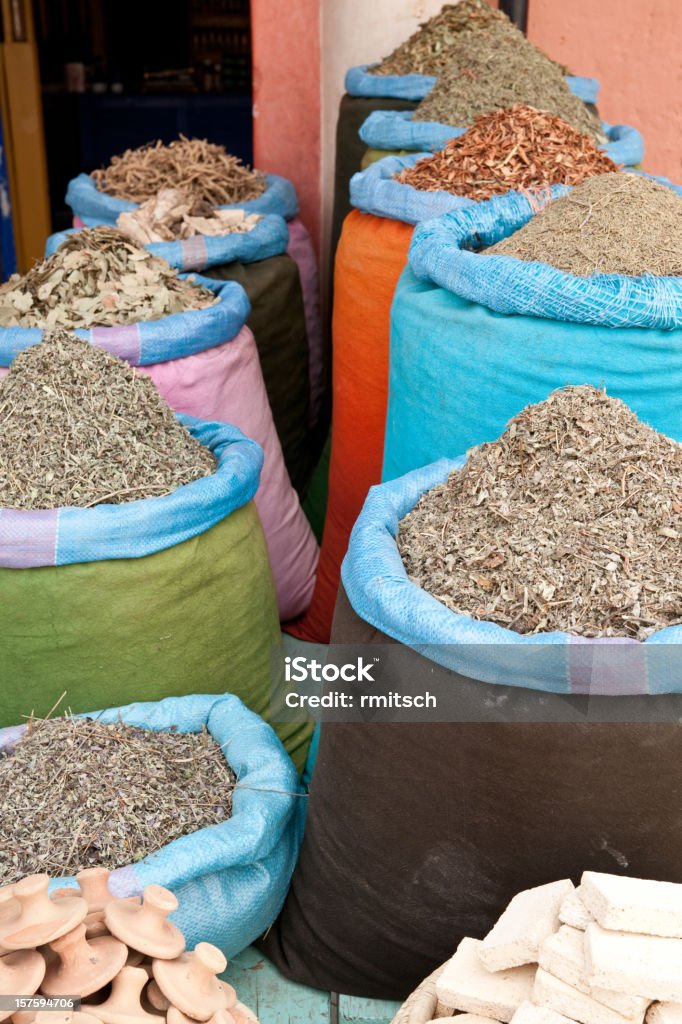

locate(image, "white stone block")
[[510, 1001, 575, 1024], [646, 1005, 682, 1024], [560, 888, 595, 932], [436, 938, 536, 1023], [581, 874, 682, 939], [480, 880, 575, 971], [533, 968, 641, 1024], [539, 925, 648, 1020], [585, 924, 682, 1003]]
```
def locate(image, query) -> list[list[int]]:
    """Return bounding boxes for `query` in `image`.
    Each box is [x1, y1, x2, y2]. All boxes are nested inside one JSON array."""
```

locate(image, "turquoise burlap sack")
[[345, 65, 599, 104], [0, 693, 305, 956], [66, 172, 299, 224], [383, 186, 682, 482], [342, 461, 682, 693], [359, 112, 644, 167], [46, 215, 290, 273]]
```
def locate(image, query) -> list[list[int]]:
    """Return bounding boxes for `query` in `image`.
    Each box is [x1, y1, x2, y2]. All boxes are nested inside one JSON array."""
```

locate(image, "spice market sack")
[[67, 170, 325, 439], [261, 454, 682, 998], [359, 113, 644, 169], [7, 247, 318, 622], [290, 155, 565, 644], [0, 693, 306, 955], [47, 223, 315, 496], [0, 413, 311, 769], [384, 177, 682, 482]]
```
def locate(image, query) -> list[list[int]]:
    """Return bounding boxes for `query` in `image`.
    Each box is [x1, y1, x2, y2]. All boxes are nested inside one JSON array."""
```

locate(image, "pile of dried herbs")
[[398, 386, 682, 640], [0, 715, 236, 883], [412, 24, 601, 138], [92, 135, 267, 205], [395, 106, 618, 200], [117, 188, 262, 245], [0, 227, 217, 329], [0, 329, 216, 510], [486, 172, 682, 276], [370, 0, 522, 77]]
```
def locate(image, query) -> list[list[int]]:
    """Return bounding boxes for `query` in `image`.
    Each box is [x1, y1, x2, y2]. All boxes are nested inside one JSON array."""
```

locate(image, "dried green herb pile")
[[370, 0, 520, 77], [0, 716, 236, 883], [0, 227, 217, 329], [117, 187, 262, 245], [486, 172, 682, 276], [92, 135, 266, 205], [398, 386, 682, 640], [395, 106, 617, 200], [412, 23, 601, 138], [0, 330, 216, 510]]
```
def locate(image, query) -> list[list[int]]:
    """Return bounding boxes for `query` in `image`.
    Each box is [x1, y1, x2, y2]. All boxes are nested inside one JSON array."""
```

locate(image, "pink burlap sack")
[[0, 326, 318, 621]]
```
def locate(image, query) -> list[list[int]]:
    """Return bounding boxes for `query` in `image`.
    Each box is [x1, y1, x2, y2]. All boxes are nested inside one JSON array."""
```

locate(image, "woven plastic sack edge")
[[408, 182, 682, 329], [340, 459, 682, 695], [345, 63, 599, 103], [0, 415, 263, 567], [66, 172, 299, 223], [46, 215, 290, 272]]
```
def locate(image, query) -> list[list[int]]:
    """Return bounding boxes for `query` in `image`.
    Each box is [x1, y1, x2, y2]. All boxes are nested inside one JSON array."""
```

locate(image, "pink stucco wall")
[[251, 0, 321, 253], [528, 0, 681, 180]]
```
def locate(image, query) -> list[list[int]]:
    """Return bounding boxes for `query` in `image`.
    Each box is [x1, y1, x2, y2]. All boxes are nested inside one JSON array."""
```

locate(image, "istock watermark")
[[284, 655, 378, 683]]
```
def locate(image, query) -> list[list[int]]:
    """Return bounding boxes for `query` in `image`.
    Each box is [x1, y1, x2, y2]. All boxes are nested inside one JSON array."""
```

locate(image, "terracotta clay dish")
[[75, 871, 114, 915], [0, 950, 46, 1022], [145, 982, 169, 1013], [105, 888, 184, 960], [83, 967, 159, 1024], [34, 1013, 103, 1024], [42, 923, 127, 998], [1, 877, 87, 951], [234, 1003, 258, 1024], [152, 943, 228, 1021]]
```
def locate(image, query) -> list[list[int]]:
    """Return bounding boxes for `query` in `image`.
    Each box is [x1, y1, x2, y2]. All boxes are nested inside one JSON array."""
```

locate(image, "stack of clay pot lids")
[[0, 871, 258, 1024]]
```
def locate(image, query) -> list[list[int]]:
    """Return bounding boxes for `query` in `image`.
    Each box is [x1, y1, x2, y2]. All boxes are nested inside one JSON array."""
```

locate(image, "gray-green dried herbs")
[[0, 716, 236, 884], [0, 227, 217, 329], [412, 22, 601, 138], [92, 135, 266, 205], [0, 329, 216, 510], [370, 0, 522, 77], [486, 172, 682, 276], [399, 386, 682, 639]]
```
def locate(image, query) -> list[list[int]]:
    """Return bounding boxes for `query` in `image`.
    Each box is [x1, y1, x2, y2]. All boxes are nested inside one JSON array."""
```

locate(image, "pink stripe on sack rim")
[[109, 864, 144, 898], [181, 235, 209, 271], [91, 324, 142, 365], [568, 636, 648, 696], [0, 508, 59, 568]]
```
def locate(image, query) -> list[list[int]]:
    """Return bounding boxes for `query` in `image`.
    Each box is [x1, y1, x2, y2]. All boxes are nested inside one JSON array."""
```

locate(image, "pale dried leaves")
[[371, 0, 519, 77], [486, 171, 682, 276], [399, 386, 682, 639], [117, 187, 263, 245], [0, 716, 236, 884], [0, 329, 216, 510], [413, 24, 601, 139], [0, 227, 217, 329], [92, 135, 266, 205], [396, 105, 618, 200]]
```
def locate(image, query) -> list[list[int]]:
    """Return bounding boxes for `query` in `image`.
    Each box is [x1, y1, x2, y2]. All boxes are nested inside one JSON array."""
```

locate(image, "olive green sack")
[[0, 503, 311, 771]]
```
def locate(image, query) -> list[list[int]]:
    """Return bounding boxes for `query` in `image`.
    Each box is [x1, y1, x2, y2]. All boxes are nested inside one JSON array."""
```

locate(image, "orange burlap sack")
[[289, 210, 413, 643]]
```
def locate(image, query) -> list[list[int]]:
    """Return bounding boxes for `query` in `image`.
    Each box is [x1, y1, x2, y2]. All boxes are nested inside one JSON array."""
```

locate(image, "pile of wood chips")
[[395, 106, 618, 200]]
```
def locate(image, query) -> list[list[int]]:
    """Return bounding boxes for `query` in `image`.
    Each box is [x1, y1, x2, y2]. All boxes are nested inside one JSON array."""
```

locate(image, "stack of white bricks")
[[433, 873, 682, 1024]]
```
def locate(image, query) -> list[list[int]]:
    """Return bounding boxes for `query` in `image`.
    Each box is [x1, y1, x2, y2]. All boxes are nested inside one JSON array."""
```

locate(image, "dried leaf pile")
[[92, 135, 267, 205], [370, 0, 522, 77], [412, 25, 601, 139], [395, 106, 618, 200], [398, 386, 682, 640], [0, 330, 216, 510], [116, 187, 263, 245], [486, 172, 682, 276], [0, 227, 217, 329], [0, 716, 236, 883]]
